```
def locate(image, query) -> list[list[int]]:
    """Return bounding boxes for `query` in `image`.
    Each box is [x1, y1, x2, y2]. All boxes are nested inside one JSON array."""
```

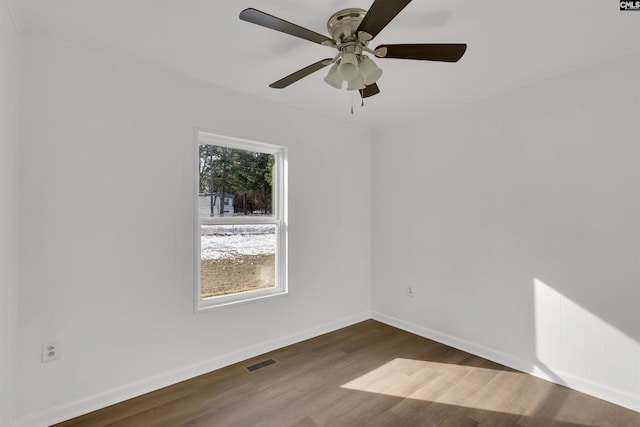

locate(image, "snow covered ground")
[[200, 224, 275, 260]]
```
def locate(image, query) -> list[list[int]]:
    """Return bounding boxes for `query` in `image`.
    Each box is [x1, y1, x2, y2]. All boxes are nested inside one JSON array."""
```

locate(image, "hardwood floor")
[[54, 320, 640, 427]]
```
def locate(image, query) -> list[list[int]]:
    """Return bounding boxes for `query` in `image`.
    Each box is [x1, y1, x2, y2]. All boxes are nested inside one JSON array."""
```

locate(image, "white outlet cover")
[[41, 340, 61, 363]]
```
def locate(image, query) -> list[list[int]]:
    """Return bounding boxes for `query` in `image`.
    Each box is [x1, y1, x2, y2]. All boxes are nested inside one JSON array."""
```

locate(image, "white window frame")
[[195, 130, 288, 311]]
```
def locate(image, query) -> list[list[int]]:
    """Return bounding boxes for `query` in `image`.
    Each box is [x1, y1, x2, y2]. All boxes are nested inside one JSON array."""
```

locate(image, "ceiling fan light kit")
[[239, 0, 467, 103], [323, 8, 383, 92]]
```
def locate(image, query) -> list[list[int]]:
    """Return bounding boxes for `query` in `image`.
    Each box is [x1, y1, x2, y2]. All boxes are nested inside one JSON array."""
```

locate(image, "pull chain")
[[350, 91, 365, 114]]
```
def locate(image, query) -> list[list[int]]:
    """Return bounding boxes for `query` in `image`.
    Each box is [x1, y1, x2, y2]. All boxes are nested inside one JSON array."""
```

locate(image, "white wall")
[[17, 35, 372, 425], [0, 1, 21, 425], [372, 52, 640, 411], [14, 11, 640, 425]]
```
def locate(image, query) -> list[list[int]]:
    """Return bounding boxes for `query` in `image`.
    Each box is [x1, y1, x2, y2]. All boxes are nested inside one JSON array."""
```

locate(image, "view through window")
[[196, 132, 286, 309]]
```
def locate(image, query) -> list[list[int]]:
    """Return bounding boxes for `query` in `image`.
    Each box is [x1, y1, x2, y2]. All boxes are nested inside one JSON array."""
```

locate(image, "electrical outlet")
[[407, 287, 414, 297], [42, 340, 61, 363]]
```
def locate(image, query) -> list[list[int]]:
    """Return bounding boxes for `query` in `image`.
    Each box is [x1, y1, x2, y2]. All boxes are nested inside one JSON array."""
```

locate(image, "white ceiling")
[[16, 0, 640, 128]]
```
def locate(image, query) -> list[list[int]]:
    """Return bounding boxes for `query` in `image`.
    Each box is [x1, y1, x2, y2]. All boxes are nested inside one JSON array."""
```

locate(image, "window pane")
[[199, 145, 274, 217], [200, 224, 276, 298], [196, 134, 286, 309]]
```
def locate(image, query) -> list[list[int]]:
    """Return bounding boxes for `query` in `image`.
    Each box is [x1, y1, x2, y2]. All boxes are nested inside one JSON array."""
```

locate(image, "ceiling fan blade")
[[377, 44, 467, 62], [269, 59, 334, 89], [360, 83, 380, 99], [356, 0, 412, 40], [240, 8, 334, 46]]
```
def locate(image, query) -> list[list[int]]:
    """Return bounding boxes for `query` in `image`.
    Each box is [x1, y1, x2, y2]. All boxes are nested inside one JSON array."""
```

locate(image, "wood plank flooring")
[[54, 320, 640, 427]]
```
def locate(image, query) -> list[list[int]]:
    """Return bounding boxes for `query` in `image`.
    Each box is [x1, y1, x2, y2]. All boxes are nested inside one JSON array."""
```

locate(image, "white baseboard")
[[372, 311, 640, 413], [17, 311, 371, 427]]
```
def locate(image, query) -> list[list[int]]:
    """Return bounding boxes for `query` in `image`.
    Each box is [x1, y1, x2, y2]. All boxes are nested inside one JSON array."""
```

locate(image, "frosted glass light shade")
[[324, 63, 343, 89], [359, 56, 383, 85], [346, 74, 366, 91], [337, 53, 359, 81]]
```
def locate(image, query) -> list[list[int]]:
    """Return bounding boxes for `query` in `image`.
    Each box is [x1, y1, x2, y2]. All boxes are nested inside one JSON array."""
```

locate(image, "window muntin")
[[196, 131, 287, 310]]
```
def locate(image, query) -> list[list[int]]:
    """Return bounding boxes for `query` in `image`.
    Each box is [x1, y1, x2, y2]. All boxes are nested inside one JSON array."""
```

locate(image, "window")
[[195, 131, 287, 310]]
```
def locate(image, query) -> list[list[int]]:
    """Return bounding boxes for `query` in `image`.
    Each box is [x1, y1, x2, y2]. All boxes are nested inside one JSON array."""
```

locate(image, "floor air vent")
[[246, 358, 277, 373]]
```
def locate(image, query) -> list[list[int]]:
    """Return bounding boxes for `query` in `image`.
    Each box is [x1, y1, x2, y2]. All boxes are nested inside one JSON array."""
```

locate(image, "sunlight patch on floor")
[[341, 357, 526, 414], [340, 357, 599, 424]]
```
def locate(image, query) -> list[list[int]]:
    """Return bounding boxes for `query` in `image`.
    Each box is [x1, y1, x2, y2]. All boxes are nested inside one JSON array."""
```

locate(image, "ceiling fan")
[[239, 0, 467, 100]]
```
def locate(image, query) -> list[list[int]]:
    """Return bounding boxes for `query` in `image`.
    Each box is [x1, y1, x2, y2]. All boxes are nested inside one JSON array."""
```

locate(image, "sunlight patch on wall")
[[533, 278, 639, 395]]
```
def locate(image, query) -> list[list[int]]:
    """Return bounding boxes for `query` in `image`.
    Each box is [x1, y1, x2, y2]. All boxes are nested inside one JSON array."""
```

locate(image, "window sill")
[[196, 288, 289, 312]]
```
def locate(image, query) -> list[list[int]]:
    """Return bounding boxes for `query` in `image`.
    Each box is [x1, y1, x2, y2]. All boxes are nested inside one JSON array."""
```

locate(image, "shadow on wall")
[[533, 277, 639, 397]]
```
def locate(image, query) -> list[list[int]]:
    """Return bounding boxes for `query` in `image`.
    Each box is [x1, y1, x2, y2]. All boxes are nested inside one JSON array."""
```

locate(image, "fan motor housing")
[[327, 8, 367, 43]]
